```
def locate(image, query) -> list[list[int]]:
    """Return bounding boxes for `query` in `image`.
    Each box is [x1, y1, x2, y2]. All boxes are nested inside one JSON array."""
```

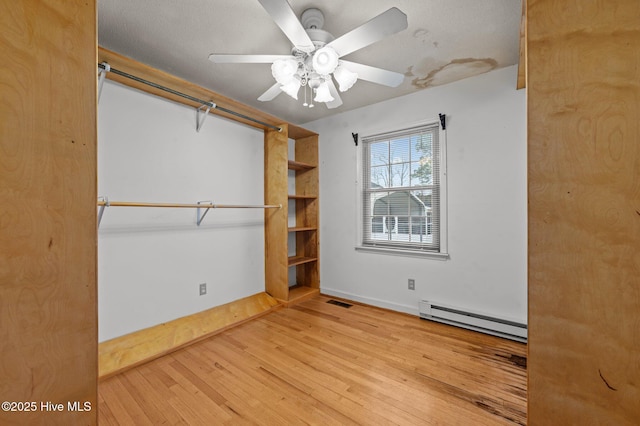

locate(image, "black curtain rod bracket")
[[439, 113, 446, 130]]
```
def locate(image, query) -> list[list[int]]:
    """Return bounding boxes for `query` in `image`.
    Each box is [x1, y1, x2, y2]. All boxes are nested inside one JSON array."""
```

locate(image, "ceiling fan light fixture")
[[272, 58, 299, 85], [218, 4, 409, 110], [312, 47, 339, 75], [280, 77, 301, 99], [314, 81, 334, 103], [308, 73, 322, 90], [333, 65, 358, 92]]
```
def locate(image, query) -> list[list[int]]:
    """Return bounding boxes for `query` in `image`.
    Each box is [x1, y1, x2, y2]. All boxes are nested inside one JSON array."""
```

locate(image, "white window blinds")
[[362, 122, 441, 252]]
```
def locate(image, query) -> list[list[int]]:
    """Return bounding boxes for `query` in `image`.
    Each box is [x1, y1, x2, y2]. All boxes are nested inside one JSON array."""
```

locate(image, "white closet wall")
[[98, 80, 265, 342]]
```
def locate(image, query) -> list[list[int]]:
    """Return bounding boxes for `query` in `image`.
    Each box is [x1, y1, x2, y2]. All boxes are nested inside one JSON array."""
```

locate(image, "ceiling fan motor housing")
[[305, 28, 334, 48], [290, 9, 337, 87], [301, 8, 324, 29], [300, 8, 334, 49]]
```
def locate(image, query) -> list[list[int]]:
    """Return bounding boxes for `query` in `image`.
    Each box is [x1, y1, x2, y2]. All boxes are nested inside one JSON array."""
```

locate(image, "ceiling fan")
[[208, 0, 408, 109]]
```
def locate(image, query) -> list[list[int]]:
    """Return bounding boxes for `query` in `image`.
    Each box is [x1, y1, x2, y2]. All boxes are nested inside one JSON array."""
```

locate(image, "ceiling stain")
[[405, 57, 439, 77], [413, 28, 430, 43], [410, 58, 498, 89]]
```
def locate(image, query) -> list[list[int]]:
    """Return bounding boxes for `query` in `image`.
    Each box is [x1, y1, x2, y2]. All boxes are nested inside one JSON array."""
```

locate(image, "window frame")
[[355, 118, 449, 259]]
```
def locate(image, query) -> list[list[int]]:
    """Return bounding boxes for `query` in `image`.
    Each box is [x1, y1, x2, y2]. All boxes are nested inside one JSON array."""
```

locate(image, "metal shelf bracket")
[[98, 62, 110, 103], [196, 103, 215, 132], [98, 196, 109, 227], [197, 200, 213, 226]]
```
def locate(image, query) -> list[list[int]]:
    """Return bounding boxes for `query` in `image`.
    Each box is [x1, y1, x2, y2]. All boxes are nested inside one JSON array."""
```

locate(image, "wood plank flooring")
[[99, 296, 527, 425]]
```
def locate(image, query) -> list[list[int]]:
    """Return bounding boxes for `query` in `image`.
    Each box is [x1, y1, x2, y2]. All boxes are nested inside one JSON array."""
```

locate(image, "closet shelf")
[[288, 256, 318, 267], [286, 285, 320, 305], [288, 160, 316, 171], [288, 226, 317, 232], [288, 194, 317, 200]]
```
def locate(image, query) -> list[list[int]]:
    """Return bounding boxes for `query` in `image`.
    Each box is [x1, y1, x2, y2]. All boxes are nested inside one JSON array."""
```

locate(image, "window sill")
[[355, 246, 450, 260]]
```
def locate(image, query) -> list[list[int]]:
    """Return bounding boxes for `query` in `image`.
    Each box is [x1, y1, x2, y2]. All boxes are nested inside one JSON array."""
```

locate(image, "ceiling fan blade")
[[340, 60, 405, 87], [209, 54, 294, 64], [258, 82, 283, 102], [257, 0, 315, 52], [327, 7, 408, 57], [325, 80, 343, 109]]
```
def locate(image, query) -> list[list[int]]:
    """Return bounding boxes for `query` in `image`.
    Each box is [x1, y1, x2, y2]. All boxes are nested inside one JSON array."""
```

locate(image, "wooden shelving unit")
[[264, 126, 319, 306]]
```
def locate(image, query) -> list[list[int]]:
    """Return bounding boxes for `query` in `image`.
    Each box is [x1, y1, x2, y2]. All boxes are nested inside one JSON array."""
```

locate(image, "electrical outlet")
[[199, 283, 207, 296], [408, 279, 415, 290]]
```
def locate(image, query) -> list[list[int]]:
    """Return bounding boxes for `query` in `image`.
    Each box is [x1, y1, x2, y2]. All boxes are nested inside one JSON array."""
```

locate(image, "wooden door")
[[0, 1, 97, 424], [527, 0, 640, 423]]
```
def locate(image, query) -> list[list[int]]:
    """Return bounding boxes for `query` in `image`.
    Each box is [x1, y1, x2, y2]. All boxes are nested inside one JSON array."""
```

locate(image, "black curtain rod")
[[98, 63, 282, 132]]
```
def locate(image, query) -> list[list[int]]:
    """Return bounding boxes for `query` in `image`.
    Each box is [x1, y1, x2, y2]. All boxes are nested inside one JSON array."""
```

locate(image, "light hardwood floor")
[[99, 296, 526, 425]]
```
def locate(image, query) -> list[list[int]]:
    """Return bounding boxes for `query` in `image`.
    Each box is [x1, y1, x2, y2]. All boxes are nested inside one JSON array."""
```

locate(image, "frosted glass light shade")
[[280, 78, 301, 99], [314, 81, 334, 103], [312, 47, 339, 75], [333, 65, 358, 92], [271, 59, 298, 85]]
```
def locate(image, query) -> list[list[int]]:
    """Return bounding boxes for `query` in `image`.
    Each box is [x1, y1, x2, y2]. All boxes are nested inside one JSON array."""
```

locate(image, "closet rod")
[[97, 63, 282, 132], [97, 200, 280, 209]]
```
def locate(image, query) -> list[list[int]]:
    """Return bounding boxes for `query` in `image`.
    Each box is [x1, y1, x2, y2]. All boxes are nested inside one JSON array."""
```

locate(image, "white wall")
[[304, 66, 527, 323], [97, 81, 265, 342]]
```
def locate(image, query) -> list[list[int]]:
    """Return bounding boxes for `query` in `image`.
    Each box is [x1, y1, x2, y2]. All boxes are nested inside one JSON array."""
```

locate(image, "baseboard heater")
[[419, 301, 527, 343]]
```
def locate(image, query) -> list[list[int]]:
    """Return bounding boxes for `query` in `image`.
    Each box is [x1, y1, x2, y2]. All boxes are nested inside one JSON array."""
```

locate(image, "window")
[[359, 120, 447, 257]]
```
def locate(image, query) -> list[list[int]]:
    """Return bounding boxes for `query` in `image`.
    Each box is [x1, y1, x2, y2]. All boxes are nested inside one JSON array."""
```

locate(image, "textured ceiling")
[[98, 0, 522, 125]]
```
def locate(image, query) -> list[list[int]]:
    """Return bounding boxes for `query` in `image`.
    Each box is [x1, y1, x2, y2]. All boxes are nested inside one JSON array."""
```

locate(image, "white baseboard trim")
[[321, 287, 419, 316]]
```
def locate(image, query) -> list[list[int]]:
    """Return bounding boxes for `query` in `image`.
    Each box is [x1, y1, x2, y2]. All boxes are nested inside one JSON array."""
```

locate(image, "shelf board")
[[288, 256, 318, 267], [288, 160, 316, 171], [288, 125, 318, 141], [288, 226, 317, 232], [288, 194, 317, 200], [287, 285, 320, 306]]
